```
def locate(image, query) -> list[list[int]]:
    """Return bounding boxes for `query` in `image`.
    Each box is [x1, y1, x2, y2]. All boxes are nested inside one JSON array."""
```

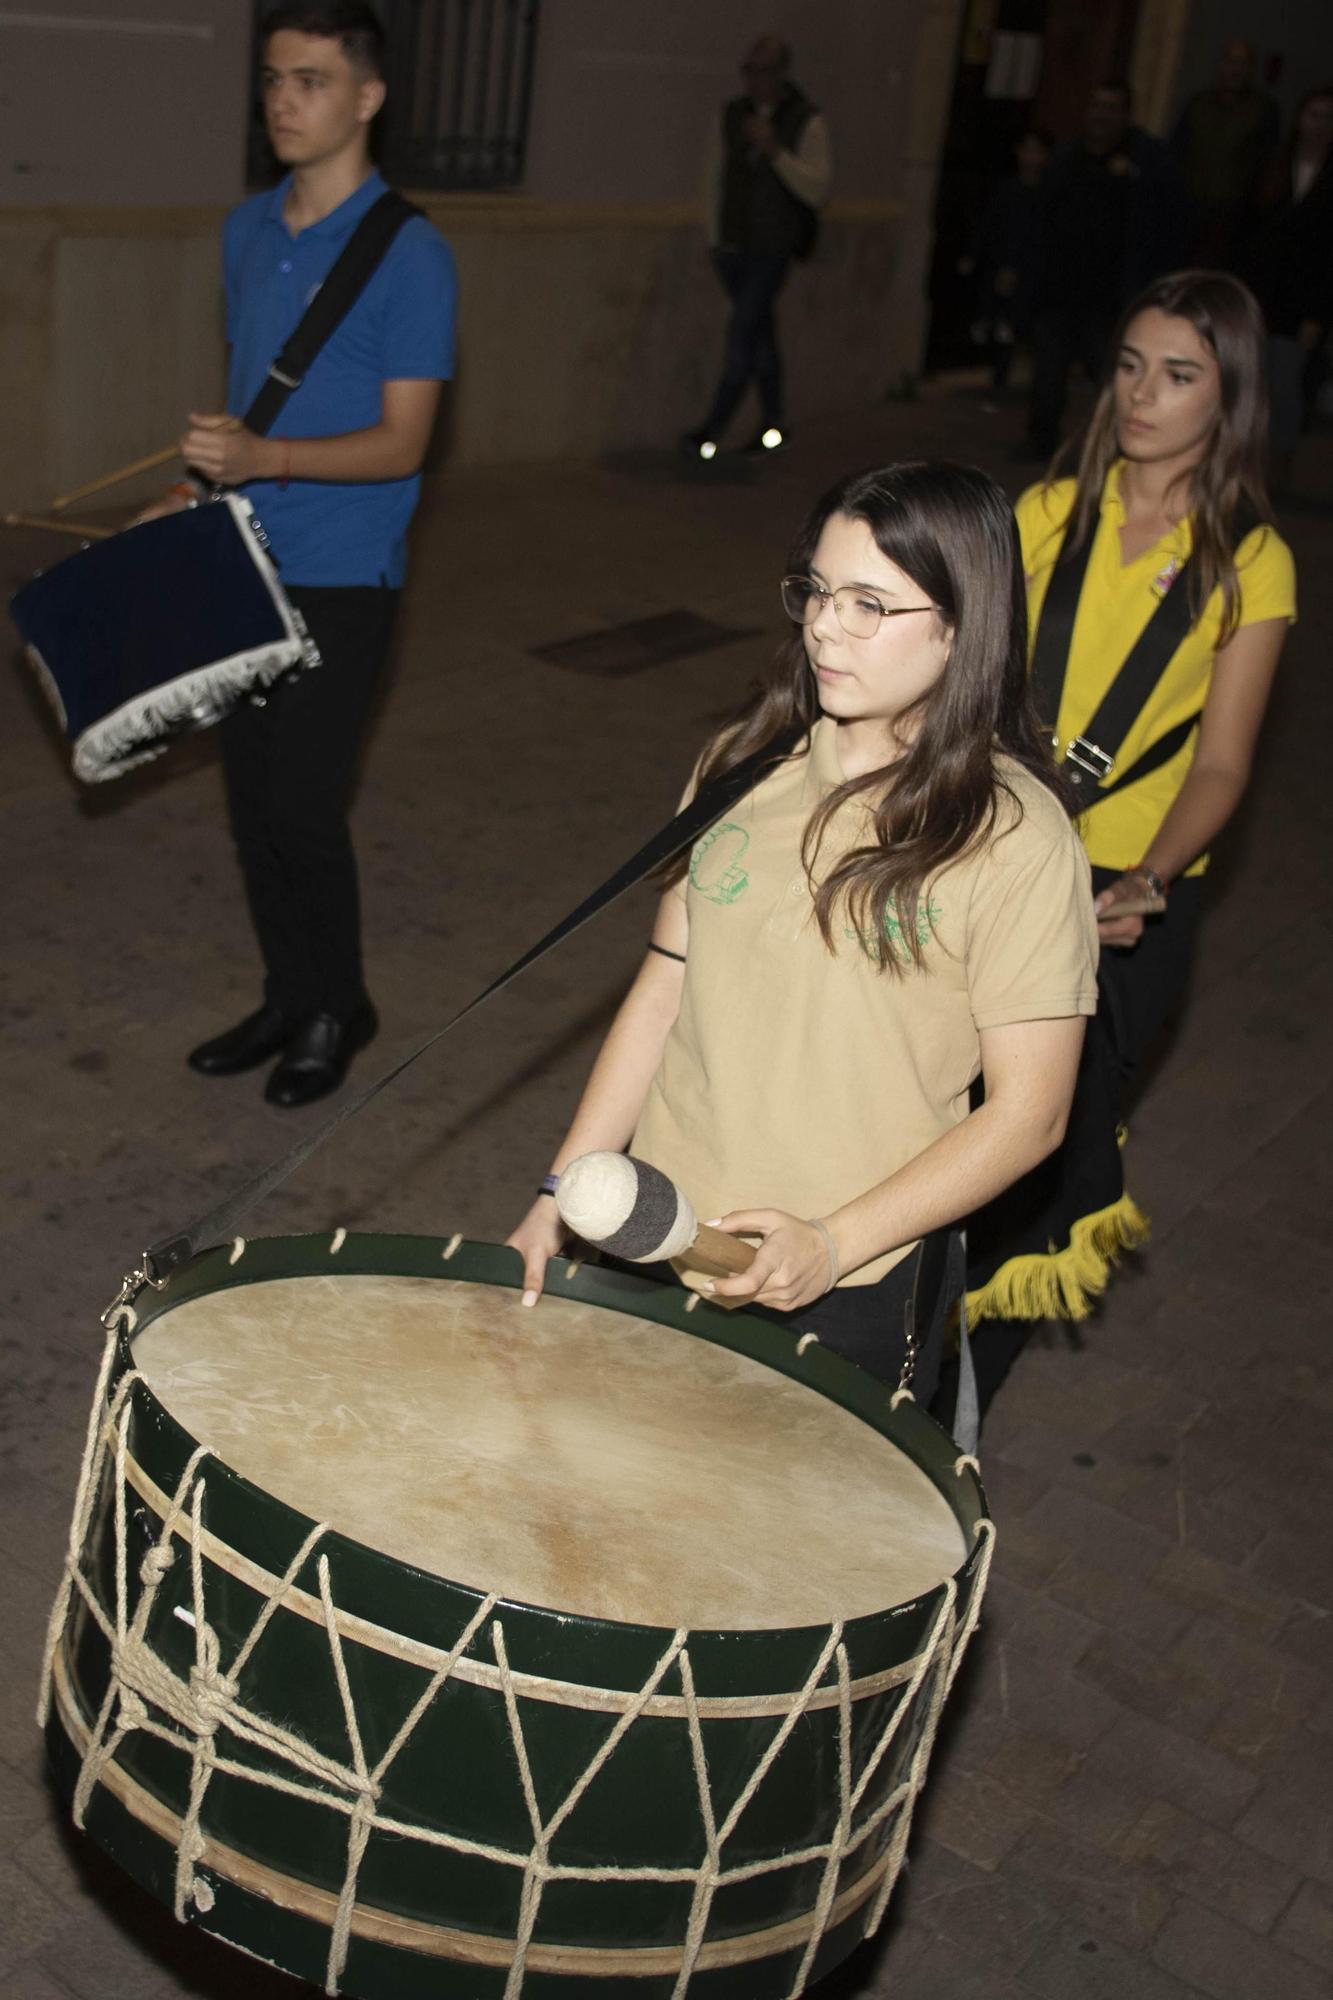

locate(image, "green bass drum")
[[42, 1234, 993, 1998]]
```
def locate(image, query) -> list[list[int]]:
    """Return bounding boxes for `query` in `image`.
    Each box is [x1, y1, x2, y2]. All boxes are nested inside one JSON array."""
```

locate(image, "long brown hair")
[[668, 461, 1065, 974], [1055, 270, 1272, 643]]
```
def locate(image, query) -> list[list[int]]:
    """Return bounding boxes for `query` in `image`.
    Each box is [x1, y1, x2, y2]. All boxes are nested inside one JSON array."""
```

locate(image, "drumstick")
[[49, 418, 239, 516], [2, 511, 112, 540], [50, 444, 182, 513], [555, 1152, 756, 1275]]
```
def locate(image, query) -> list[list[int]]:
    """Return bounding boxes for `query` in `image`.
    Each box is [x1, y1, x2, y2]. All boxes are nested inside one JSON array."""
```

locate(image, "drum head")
[[133, 1271, 966, 1631]]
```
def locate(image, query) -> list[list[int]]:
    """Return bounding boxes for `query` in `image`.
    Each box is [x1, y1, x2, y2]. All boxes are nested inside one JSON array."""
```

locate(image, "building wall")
[[523, 0, 926, 207], [0, 0, 962, 508], [0, 1, 250, 207]]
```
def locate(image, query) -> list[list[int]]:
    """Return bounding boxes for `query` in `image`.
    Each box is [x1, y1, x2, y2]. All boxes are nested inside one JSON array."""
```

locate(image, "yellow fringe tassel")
[[965, 1193, 1151, 1324]]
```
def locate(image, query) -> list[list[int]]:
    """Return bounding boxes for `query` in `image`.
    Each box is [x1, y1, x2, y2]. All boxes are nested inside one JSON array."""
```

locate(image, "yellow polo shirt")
[[1016, 468, 1296, 875]]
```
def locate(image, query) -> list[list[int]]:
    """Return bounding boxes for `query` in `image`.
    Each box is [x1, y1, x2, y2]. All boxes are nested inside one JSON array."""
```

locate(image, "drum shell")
[[10, 497, 314, 781], [46, 1235, 990, 1998]]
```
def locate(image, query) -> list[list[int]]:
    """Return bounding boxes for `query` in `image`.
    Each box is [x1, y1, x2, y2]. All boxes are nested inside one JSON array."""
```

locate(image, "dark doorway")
[[925, 0, 1143, 372]]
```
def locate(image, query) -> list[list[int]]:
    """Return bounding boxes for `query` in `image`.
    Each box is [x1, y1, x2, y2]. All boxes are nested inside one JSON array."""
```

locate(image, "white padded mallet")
[[554, 1152, 755, 1274]]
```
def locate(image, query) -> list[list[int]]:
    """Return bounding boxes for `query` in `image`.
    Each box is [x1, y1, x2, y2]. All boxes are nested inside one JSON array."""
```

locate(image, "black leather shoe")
[[264, 1005, 378, 1109], [188, 1005, 295, 1077]]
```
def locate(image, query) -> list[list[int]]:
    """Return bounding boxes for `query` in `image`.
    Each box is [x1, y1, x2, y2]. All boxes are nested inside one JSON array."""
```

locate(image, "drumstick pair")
[[3, 422, 239, 540]]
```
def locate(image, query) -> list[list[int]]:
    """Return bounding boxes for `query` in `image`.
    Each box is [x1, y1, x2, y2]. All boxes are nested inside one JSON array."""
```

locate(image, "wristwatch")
[[1137, 866, 1167, 901]]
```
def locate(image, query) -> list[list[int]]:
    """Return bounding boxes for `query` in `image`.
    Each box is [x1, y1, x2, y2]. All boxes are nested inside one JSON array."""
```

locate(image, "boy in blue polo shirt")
[[163, 3, 456, 1107]]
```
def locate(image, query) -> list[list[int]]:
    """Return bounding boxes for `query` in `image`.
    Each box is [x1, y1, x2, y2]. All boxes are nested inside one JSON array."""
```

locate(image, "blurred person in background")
[[1023, 81, 1190, 461], [1170, 37, 1279, 268], [683, 33, 831, 461], [1239, 81, 1333, 489], [959, 126, 1052, 403]]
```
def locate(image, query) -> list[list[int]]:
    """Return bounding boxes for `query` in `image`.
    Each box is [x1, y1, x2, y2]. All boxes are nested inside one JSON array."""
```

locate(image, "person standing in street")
[[1023, 81, 1188, 461], [1170, 37, 1280, 268], [146, 3, 457, 1108], [684, 33, 831, 461]]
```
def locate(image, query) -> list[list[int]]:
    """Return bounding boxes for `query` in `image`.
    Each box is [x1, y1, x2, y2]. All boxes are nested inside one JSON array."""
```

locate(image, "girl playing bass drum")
[[510, 462, 1099, 1403]]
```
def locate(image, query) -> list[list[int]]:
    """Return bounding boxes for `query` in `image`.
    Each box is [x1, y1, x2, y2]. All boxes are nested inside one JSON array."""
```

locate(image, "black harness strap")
[[1030, 511, 1203, 809], [241, 190, 422, 439], [144, 730, 802, 1283], [1030, 499, 1260, 811]]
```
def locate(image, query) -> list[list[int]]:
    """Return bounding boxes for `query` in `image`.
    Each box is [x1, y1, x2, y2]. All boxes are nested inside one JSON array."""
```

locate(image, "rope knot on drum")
[[109, 1624, 236, 1739]]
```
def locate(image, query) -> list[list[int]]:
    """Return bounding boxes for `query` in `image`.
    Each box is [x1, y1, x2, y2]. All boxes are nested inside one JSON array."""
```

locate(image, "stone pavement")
[[1, 389, 1330, 1999]]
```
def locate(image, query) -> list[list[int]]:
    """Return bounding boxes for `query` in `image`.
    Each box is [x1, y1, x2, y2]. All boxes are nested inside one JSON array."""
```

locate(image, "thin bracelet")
[[537, 1173, 559, 1198], [808, 1217, 840, 1287], [647, 942, 686, 963]]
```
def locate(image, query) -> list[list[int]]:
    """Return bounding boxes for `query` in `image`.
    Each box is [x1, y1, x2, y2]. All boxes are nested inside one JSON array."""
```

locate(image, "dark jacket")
[[718, 84, 818, 259], [1240, 154, 1333, 336], [1033, 127, 1191, 314]]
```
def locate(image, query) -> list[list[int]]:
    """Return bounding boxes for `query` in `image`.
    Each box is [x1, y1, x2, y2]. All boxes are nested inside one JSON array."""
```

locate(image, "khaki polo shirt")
[[1017, 468, 1296, 876], [632, 720, 1098, 1288]]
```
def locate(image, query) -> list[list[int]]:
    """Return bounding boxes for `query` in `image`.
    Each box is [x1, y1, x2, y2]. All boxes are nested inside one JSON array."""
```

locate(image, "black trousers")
[[938, 867, 1207, 1422], [1026, 302, 1117, 456], [750, 1230, 959, 1409], [1092, 864, 1204, 1094], [219, 583, 399, 1020], [701, 249, 792, 437]]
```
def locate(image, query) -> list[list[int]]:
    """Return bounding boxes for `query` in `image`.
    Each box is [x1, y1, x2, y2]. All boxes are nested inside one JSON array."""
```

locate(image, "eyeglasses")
[[780, 576, 936, 639]]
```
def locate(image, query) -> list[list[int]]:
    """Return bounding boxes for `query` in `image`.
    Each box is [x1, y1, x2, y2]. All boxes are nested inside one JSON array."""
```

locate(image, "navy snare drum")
[[11, 495, 319, 782]]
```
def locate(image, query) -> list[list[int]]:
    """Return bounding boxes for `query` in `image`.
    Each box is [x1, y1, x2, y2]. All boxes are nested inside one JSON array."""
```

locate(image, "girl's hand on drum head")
[[506, 1199, 570, 1308], [707, 1210, 837, 1314]]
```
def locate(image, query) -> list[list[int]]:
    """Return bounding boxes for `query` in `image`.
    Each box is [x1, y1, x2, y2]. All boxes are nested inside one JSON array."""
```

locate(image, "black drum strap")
[[142, 730, 802, 1284], [241, 191, 422, 439]]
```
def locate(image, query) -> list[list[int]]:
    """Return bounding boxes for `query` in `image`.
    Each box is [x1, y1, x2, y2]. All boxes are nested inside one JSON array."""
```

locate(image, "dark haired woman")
[[965, 270, 1297, 1342], [508, 463, 1098, 1398]]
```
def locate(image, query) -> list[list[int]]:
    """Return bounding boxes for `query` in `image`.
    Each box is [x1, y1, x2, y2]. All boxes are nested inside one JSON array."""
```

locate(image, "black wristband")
[[538, 1173, 559, 1198]]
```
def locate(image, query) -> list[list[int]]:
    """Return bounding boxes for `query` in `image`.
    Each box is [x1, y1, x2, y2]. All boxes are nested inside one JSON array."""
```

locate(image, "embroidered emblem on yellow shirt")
[[1150, 554, 1182, 599]]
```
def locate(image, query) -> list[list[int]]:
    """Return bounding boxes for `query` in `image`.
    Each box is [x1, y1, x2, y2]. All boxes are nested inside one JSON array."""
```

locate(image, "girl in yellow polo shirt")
[[1018, 268, 1295, 1093], [960, 271, 1294, 1364]]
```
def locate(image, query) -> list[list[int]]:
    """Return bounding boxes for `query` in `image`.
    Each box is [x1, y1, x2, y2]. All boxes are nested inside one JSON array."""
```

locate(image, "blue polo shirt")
[[223, 170, 457, 588]]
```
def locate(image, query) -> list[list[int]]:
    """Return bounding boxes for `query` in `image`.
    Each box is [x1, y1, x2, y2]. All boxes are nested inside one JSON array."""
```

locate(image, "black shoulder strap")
[[143, 727, 803, 1282], [1030, 497, 1259, 810], [242, 189, 422, 438], [1028, 508, 1095, 734]]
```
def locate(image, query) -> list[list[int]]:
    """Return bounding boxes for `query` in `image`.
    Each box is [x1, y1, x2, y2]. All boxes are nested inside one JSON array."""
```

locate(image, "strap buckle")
[[1065, 735, 1114, 783], [100, 1254, 168, 1328], [267, 363, 302, 390]]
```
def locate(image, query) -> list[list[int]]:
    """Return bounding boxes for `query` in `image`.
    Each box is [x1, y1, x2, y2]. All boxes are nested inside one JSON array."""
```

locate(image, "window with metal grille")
[[247, 0, 541, 192]]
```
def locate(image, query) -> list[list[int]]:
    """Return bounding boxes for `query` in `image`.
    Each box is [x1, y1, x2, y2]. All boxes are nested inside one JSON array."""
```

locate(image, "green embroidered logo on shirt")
[[844, 897, 942, 961], [690, 823, 750, 904]]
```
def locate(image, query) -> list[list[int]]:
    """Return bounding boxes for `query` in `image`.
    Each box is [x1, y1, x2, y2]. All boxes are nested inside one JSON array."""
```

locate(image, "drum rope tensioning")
[[41, 1237, 994, 1998]]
